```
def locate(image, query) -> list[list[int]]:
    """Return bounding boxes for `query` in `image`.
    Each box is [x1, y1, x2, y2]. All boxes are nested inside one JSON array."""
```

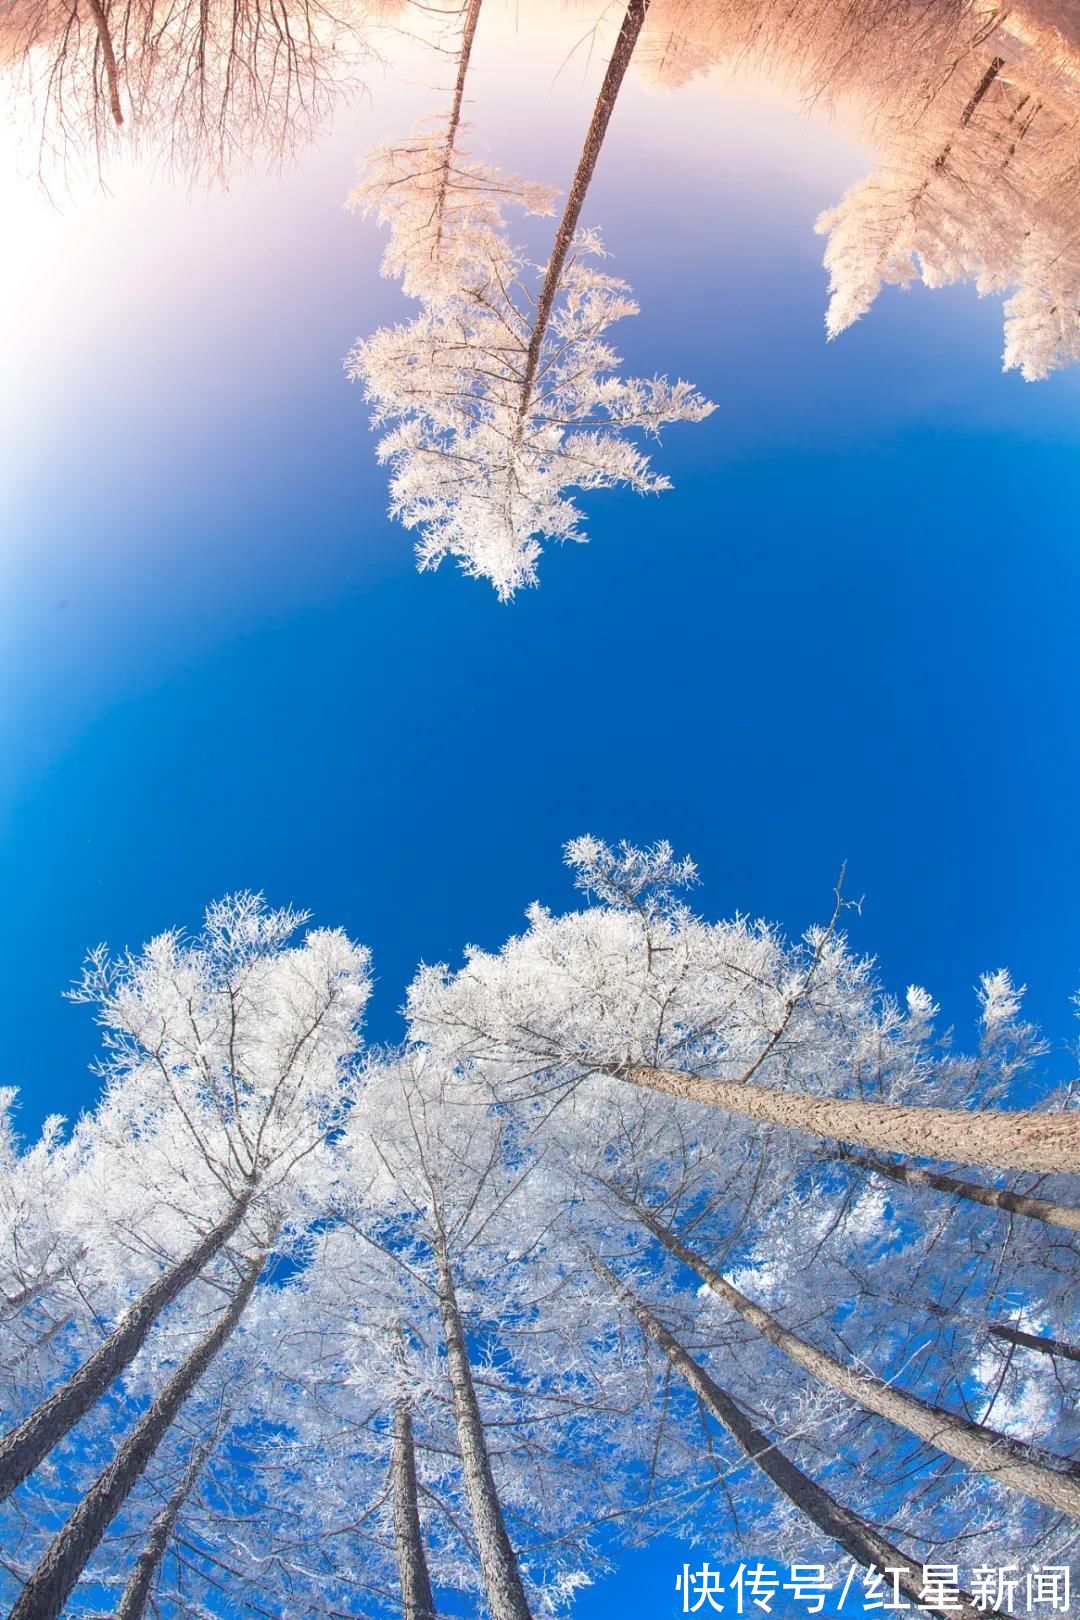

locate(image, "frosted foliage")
[[351, 179, 714, 597], [350, 233, 713, 597], [978, 969, 1025, 1033], [1002, 232, 1080, 380], [350, 121, 556, 301], [408, 835, 1076, 1133], [0, 1099, 79, 1312], [4, 854, 1080, 1614], [407, 852, 878, 1098], [72, 892, 372, 1204], [565, 835, 698, 913], [640, 0, 1080, 378], [816, 178, 923, 338]]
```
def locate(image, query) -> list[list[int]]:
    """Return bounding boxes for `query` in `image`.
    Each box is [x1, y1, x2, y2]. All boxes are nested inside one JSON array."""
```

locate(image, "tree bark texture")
[[0, 1189, 252, 1507], [590, 1253, 1012, 1620], [636, 1207, 1080, 1521], [433, 1232, 533, 1620], [10, 1247, 265, 1620], [620, 1062, 1080, 1174]]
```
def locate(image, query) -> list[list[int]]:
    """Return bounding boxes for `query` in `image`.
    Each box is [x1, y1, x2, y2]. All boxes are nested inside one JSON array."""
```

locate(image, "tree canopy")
[[1, 855, 1077, 1616]]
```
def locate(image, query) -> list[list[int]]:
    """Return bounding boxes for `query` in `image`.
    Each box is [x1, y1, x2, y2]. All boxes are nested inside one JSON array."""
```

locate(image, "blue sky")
[[4, 10, 1080, 1609]]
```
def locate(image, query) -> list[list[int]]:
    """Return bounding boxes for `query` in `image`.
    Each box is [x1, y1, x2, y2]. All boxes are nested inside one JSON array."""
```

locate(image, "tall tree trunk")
[[837, 1147, 1080, 1231], [617, 1061, 1080, 1174], [514, 0, 650, 430], [392, 1398, 438, 1620], [589, 1254, 1010, 1620], [0, 1189, 252, 1506], [431, 0, 484, 257], [84, 0, 124, 125], [957, 56, 1005, 128], [634, 1204, 1080, 1521], [432, 1232, 532, 1620], [10, 1248, 266, 1620], [114, 1437, 215, 1620]]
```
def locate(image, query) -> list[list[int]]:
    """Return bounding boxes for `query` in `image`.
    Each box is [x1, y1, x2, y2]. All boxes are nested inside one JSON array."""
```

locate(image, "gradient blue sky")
[[3, 12, 1080, 1606]]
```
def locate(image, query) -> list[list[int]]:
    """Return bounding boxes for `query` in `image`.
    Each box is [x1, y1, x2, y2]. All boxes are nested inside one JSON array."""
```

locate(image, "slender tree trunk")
[[10, 1249, 266, 1620], [988, 1323, 1080, 1363], [589, 1254, 1010, 1620], [858, 1287, 1080, 1368], [392, 1399, 437, 1620], [514, 0, 650, 430], [837, 1147, 1080, 1231], [0, 1190, 252, 1507], [84, 0, 124, 125], [635, 1205, 1080, 1521], [617, 1062, 1080, 1174], [432, 1232, 532, 1620], [958, 56, 1005, 128], [431, 0, 484, 254], [114, 1438, 215, 1620]]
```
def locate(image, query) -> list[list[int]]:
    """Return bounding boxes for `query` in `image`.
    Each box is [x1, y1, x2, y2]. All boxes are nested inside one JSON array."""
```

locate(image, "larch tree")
[[9, 1241, 274, 1620], [509, 1012, 1071, 1578], [349, 0, 714, 597], [0, 0, 385, 188], [531, 1080, 1066, 1584], [349, 233, 714, 598], [0, 894, 371, 1614], [4, 858, 1080, 1616], [406, 836, 1080, 1174], [111, 1422, 223, 1620], [808, 9, 1080, 378], [588, 1252, 1016, 1620], [350, 0, 556, 302], [330, 1050, 644, 1620], [638, 0, 1080, 379]]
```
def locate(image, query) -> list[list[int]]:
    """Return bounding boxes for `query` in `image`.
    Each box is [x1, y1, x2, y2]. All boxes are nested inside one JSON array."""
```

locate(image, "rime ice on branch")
[[640, 0, 1080, 379], [349, 0, 714, 597], [348, 231, 714, 598], [4, 856, 1080, 1613]]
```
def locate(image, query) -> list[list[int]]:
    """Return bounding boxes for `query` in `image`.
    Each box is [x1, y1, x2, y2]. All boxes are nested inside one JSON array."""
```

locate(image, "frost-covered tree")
[[352, 113, 555, 303], [350, 0, 555, 302], [638, 0, 1080, 379], [476, 980, 1075, 1584], [349, 231, 714, 597], [324, 1050, 653, 1620], [5, 862, 1080, 1617], [0, 895, 370, 1588], [407, 837, 1080, 1173], [588, 1254, 1012, 1620], [10, 1242, 273, 1620], [0, 0, 385, 188], [349, 0, 714, 597], [112, 1420, 222, 1620], [811, 15, 1080, 378]]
